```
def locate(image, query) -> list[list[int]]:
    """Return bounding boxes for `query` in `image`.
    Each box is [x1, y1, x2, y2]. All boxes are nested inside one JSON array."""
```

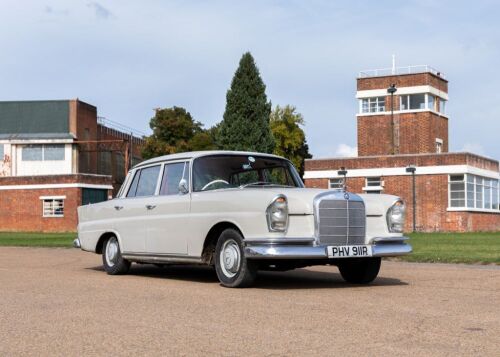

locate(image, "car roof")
[[134, 150, 286, 169]]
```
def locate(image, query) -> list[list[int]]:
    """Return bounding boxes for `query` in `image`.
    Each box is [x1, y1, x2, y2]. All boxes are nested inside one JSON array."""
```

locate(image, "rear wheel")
[[338, 257, 381, 284], [215, 229, 257, 288], [102, 236, 131, 275]]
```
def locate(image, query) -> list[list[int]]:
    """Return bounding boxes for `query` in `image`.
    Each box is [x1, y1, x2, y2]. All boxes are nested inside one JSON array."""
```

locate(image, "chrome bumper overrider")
[[245, 238, 412, 259], [73, 238, 81, 249]]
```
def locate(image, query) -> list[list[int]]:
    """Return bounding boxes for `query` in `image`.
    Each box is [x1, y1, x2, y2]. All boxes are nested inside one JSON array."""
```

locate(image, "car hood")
[[239, 187, 400, 216]]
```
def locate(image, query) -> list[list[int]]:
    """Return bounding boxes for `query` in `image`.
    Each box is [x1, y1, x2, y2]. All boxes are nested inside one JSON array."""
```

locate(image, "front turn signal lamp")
[[387, 200, 406, 233], [266, 195, 289, 232]]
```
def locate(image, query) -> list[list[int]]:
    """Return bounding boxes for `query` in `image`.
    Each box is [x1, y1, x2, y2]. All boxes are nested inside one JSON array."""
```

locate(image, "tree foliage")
[[217, 52, 274, 153], [142, 106, 216, 159], [270, 105, 312, 176]]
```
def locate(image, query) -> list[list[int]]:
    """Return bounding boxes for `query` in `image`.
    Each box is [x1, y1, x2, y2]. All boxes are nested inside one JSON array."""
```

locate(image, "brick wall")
[[357, 72, 448, 92], [0, 174, 112, 232], [305, 152, 499, 172], [0, 187, 80, 232], [357, 110, 448, 156]]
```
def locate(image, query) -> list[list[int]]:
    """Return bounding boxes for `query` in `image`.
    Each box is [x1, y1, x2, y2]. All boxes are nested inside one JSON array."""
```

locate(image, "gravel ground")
[[0, 247, 499, 356]]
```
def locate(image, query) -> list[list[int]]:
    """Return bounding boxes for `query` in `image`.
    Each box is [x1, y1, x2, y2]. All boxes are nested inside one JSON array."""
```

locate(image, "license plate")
[[327, 245, 372, 258]]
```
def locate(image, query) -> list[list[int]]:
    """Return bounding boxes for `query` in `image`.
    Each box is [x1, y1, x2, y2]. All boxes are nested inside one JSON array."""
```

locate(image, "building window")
[[44, 145, 65, 160], [449, 174, 500, 211], [22, 144, 65, 161], [364, 177, 382, 194], [400, 94, 426, 110], [360, 97, 385, 113], [329, 178, 344, 189], [449, 175, 465, 207], [42, 198, 65, 217], [428, 94, 436, 111], [0, 144, 4, 160], [22, 145, 43, 161], [436, 138, 443, 153], [439, 98, 446, 114]]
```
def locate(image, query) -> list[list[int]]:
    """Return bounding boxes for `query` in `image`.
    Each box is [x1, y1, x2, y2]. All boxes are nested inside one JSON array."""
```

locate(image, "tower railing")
[[358, 65, 445, 79]]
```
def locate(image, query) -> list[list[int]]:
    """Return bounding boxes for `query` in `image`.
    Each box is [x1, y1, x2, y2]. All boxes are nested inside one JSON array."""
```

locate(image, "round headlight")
[[387, 200, 405, 233], [267, 196, 288, 232]]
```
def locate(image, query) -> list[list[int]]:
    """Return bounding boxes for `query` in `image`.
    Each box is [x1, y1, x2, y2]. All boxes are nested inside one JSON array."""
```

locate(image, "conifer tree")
[[217, 52, 274, 153]]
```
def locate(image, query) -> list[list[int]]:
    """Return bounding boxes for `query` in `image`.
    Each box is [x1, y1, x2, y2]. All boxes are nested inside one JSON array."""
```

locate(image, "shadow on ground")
[[87, 264, 407, 289]]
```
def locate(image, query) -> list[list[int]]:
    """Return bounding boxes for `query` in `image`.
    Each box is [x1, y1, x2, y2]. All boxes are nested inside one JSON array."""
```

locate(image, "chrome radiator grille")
[[316, 195, 366, 245]]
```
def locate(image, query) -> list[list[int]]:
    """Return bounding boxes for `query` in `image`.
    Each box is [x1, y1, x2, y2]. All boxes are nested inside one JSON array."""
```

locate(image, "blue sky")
[[1, 0, 499, 160]]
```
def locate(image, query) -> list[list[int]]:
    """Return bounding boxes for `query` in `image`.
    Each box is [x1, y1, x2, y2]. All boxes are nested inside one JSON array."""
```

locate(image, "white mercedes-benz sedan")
[[75, 151, 411, 288]]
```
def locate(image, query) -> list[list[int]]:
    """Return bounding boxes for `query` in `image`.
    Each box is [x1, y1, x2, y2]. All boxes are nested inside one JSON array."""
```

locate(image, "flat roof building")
[[0, 99, 144, 232], [304, 65, 499, 232]]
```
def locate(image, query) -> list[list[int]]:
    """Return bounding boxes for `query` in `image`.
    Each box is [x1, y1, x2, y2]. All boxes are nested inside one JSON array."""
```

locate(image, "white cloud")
[[334, 144, 357, 157], [461, 142, 485, 156]]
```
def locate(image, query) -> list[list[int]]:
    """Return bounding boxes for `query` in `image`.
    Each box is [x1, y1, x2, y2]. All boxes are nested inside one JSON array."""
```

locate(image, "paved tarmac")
[[0, 247, 499, 356]]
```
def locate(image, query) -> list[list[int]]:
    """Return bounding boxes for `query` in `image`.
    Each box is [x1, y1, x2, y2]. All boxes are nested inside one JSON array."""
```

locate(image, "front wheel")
[[102, 236, 131, 275], [338, 257, 381, 284], [215, 229, 257, 288]]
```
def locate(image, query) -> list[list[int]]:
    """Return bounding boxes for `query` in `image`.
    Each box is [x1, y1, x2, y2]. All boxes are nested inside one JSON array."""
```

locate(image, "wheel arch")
[[201, 221, 244, 265], [95, 230, 122, 254]]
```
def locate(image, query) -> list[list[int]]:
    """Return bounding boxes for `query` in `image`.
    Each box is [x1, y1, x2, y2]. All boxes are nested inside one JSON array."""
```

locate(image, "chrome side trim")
[[122, 252, 203, 264], [73, 238, 81, 248], [372, 243, 412, 257], [370, 236, 410, 244], [245, 245, 328, 259], [244, 237, 315, 245], [245, 243, 412, 259]]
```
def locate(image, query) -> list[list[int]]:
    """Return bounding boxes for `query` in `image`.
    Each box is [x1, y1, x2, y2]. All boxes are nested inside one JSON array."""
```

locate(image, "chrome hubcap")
[[105, 238, 119, 267], [220, 239, 241, 278]]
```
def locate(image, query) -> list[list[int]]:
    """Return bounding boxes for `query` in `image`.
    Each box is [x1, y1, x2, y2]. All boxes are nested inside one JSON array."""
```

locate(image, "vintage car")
[[75, 151, 411, 288]]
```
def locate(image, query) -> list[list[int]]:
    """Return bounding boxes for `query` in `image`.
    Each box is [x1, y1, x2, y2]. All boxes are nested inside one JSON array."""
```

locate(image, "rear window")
[[127, 165, 161, 197]]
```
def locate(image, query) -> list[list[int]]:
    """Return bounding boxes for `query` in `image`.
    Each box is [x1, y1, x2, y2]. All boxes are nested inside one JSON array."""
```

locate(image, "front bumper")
[[245, 237, 412, 259]]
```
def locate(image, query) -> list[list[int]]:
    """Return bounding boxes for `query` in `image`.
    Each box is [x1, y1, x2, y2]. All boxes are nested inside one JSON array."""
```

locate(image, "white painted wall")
[[15, 144, 73, 176], [0, 143, 12, 176]]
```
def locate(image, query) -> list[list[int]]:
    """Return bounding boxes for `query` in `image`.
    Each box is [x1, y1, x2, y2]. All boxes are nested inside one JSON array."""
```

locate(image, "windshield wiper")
[[239, 182, 294, 189]]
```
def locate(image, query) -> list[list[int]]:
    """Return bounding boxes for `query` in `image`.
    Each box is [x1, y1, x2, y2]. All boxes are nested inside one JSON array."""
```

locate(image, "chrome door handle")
[[114, 206, 123, 211], [146, 205, 156, 210]]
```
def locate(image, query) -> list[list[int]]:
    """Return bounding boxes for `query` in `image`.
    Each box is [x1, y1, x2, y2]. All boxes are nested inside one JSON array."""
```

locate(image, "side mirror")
[[179, 179, 189, 194]]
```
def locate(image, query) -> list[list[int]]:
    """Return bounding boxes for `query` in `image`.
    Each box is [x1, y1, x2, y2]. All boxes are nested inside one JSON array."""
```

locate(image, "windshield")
[[192, 155, 304, 192]]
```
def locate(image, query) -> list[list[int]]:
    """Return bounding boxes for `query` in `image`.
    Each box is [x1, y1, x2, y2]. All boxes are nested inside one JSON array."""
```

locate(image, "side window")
[[127, 170, 141, 197], [160, 162, 189, 196], [127, 165, 161, 197]]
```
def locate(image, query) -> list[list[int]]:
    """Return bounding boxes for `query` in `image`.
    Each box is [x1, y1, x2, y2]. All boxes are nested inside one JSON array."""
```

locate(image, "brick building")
[[0, 99, 144, 232], [304, 65, 499, 232]]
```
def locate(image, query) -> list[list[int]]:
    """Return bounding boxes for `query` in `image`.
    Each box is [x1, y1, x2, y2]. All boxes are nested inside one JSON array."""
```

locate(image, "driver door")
[[145, 161, 190, 255]]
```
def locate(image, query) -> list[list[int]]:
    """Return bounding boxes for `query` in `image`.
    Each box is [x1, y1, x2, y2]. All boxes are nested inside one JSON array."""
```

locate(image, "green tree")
[[142, 106, 215, 159], [217, 52, 274, 153], [270, 105, 312, 176]]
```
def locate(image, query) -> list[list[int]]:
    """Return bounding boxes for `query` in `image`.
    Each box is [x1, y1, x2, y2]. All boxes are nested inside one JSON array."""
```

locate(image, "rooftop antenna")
[[392, 54, 396, 75]]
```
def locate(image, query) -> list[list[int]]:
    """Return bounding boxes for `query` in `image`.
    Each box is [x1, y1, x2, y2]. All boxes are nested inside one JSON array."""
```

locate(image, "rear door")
[[145, 161, 190, 255], [113, 165, 161, 253]]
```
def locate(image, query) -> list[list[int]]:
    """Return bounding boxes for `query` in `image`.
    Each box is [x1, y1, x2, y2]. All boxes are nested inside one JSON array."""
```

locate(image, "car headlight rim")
[[387, 199, 405, 233], [266, 195, 289, 232]]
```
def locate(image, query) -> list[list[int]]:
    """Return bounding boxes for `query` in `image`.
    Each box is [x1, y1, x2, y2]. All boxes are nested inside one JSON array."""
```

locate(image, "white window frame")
[[435, 138, 443, 153], [329, 178, 344, 189], [359, 97, 385, 114], [439, 98, 447, 114], [40, 196, 66, 218], [447, 174, 500, 213], [363, 176, 383, 193], [22, 144, 65, 161]]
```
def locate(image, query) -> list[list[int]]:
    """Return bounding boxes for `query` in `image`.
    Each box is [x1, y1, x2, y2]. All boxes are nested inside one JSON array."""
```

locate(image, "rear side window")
[[127, 165, 161, 197], [160, 162, 190, 195]]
